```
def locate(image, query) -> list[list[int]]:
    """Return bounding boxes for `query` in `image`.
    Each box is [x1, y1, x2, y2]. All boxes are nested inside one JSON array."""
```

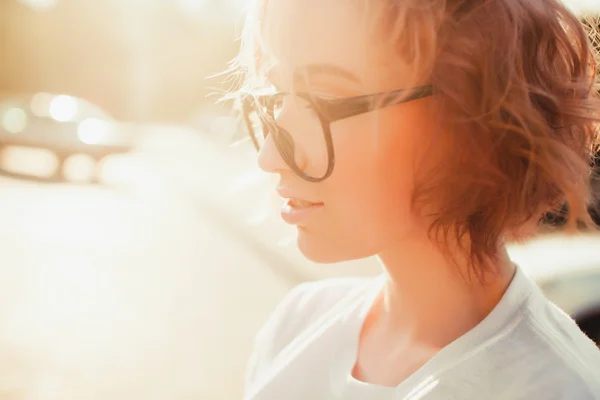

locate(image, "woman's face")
[[256, 0, 438, 263]]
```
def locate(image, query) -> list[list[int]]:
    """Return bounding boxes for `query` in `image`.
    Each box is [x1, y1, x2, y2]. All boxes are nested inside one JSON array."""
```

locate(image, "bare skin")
[[354, 239, 515, 386], [256, 0, 516, 386]]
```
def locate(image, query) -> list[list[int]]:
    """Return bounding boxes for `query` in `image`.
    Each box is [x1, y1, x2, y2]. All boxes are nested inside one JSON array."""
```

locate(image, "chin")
[[296, 227, 375, 264]]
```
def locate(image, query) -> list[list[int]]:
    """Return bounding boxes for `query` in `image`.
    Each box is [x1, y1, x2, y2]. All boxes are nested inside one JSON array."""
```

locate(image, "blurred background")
[[0, 0, 598, 399]]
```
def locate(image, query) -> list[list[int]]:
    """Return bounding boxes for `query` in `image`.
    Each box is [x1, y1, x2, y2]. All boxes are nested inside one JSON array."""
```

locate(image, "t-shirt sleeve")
[[243, 282, 312, 397], [242, 277, 367, 398]]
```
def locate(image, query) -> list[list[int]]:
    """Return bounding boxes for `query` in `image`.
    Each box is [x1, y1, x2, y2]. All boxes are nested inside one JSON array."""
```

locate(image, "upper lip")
[[276, 187, 322, 204]]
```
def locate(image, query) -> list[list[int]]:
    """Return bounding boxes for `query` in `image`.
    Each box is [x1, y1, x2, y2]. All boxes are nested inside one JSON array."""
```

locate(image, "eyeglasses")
[[241, 85, 434, 182]]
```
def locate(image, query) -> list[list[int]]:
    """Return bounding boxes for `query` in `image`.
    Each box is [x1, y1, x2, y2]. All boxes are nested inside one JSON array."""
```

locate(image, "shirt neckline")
[[337, 265, 538, 398]]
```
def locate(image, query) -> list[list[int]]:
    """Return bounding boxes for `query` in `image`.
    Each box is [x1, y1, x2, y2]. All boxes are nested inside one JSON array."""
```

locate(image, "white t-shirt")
[[244, 267, 600, 399]]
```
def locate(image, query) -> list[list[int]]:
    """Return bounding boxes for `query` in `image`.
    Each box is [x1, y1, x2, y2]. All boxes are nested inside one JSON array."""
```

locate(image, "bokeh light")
[[49, 96, 78, 122], [2, 108, 29, 134], [0, 146, 59, 178], [18, 0, 58, 11], [30, 93, 54, 118], [77, 118, 111, 145], [62, 154, 97, 182]]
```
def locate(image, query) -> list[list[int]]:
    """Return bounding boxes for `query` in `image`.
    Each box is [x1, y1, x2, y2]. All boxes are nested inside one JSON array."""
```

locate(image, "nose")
[[257, 132, 288, 174], [257, 111, 309, 176]]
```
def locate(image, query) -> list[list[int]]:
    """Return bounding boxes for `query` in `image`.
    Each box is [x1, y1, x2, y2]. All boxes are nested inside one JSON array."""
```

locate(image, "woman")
[[230, 0, 600, 398]]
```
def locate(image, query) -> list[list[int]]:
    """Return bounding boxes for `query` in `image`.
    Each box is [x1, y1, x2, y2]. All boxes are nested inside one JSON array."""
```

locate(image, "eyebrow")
[[293, 63, 362, 85]]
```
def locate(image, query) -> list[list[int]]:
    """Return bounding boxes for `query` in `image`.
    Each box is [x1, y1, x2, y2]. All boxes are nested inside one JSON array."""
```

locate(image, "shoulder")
[[244, 276, 375, 391], [261, 276, 374, 348], [439, 294, 600, 399], [254, 276, 372, 354], [530, 300, 600, 398], [497, 296, 600, 399]]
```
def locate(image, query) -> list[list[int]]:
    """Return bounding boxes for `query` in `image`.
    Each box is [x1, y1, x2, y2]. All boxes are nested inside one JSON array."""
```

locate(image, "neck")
[[373, 229, 516, 349]]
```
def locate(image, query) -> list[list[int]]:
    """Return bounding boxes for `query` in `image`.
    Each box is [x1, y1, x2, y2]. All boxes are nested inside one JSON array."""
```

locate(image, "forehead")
[[259, 0, 401, 88]]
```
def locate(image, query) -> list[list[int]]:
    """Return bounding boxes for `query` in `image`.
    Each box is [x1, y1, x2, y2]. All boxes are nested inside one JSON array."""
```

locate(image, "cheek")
[[320, 115, 419, 254]]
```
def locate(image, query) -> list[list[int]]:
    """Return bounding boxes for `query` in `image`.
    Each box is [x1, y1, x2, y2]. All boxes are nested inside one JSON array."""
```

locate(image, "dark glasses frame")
[[241, 84, 434, 182]]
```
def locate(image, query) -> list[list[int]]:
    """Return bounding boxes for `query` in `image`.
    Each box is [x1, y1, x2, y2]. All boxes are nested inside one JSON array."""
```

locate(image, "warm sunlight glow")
[[98, 154, 163, 190], [3, 252, 129, 376], [49, 96, 78, 122], [2, 108, 28, 134], [177, 0, 209, 15]]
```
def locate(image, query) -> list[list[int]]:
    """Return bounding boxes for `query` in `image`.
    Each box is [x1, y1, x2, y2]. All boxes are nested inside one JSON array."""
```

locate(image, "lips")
[[281, 198, 324, 225], [276, 187, 324, 225], [288, 198, 321, 208], [276, 187, 321, 207]]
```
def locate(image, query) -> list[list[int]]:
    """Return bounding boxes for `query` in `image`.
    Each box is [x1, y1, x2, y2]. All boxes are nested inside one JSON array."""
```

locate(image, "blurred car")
[[0, 93, 136, 183]]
